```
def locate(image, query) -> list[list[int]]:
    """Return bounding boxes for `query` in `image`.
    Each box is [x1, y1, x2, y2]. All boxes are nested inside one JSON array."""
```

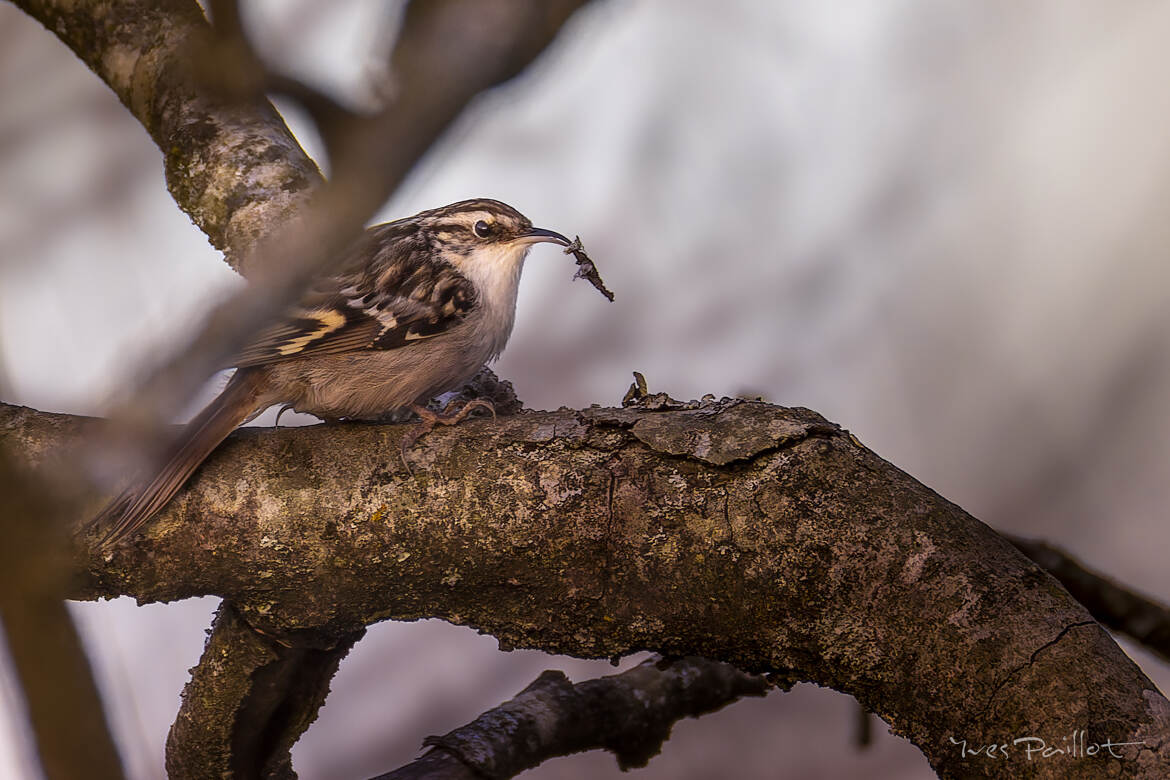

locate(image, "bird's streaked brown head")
[[416, 198, 571, 251], [406, 199, 571, 295]]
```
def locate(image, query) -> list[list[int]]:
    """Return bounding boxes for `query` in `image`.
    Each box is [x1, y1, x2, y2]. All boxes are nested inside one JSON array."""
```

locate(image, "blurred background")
[[2, 0, 1170, 777]]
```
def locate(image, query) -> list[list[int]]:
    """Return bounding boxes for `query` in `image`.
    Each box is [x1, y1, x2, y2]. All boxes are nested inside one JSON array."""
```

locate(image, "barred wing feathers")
[[231, 225, 477, 368]]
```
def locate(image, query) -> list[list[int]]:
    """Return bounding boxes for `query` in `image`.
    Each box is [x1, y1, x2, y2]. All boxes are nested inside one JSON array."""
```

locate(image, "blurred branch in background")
[[13, 0, 591, 457], [0, 451, 123, 779], [12, 0, 324, 475]]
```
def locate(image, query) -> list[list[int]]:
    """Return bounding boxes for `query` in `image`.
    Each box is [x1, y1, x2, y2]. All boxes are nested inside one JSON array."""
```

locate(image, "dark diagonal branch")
[[4, 398, 1169, 778], [1010, 535, 1170, 664], [13, 0, 593, 432], [375, 657, 770, 780]]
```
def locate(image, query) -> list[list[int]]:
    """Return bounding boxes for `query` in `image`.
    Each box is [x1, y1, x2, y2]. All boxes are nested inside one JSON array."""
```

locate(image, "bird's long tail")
[[87, 368, 268, 547]]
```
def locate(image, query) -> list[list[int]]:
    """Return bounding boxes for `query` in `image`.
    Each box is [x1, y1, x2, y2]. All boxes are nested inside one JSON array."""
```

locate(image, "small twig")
[[854, 700, 873, 750], [374, 657, 769, 780]]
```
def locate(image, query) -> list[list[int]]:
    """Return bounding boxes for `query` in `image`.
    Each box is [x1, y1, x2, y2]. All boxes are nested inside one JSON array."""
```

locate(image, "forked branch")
[[3, 398, 1168, 778]]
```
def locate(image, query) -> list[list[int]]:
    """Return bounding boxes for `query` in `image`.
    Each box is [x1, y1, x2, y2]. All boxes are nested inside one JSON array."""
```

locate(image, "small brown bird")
[[90, 198, 573, 546]]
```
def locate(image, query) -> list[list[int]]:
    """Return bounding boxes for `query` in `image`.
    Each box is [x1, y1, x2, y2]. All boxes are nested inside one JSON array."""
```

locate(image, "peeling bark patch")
[[538, 463, 583, 508], [629, 403, 837, 466]]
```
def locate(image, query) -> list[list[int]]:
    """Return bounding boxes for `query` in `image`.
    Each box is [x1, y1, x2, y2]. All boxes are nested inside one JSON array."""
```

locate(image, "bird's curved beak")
[[515, 227, 572, 247]]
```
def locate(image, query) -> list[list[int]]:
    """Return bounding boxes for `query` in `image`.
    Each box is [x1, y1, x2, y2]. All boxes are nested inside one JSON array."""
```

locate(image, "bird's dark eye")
[[473, 220, 492, 238]]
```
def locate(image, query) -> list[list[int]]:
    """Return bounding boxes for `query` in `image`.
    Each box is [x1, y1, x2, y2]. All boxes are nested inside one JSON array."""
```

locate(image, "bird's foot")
[[400, 399, 496, 474]]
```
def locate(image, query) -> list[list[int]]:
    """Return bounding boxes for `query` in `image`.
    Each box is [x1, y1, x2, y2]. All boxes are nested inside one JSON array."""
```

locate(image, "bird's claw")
[[273, 404, 296, 428], [400, 399, 496, 474]]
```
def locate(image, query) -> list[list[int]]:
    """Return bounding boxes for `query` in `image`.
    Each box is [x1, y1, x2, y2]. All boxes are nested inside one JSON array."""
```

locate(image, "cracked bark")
[[3, 398, 1169, 778], [6, 1, 602, 777], [1011, 536, 1170, 664]]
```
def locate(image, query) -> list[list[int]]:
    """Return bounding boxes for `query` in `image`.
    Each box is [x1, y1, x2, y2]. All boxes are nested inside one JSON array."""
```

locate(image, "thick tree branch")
[[9, 5, 1166, 778], [4, 398, 1169, 778], [375, 657, 769, 780]]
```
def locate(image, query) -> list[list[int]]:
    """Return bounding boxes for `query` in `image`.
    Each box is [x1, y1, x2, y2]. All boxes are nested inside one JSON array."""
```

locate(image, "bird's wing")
[[230, 224, 477, 368]]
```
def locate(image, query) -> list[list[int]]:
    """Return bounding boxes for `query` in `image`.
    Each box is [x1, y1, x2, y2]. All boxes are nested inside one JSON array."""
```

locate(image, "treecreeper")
[[86, 198, 612, 547]]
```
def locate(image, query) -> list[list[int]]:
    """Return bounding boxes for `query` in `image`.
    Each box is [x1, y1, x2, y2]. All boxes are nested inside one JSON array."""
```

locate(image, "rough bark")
[[5, 7, 1169, 776], [165, 602, 363, 779], [11, 0, 593, 274], [3, 398, 1168, 778]]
